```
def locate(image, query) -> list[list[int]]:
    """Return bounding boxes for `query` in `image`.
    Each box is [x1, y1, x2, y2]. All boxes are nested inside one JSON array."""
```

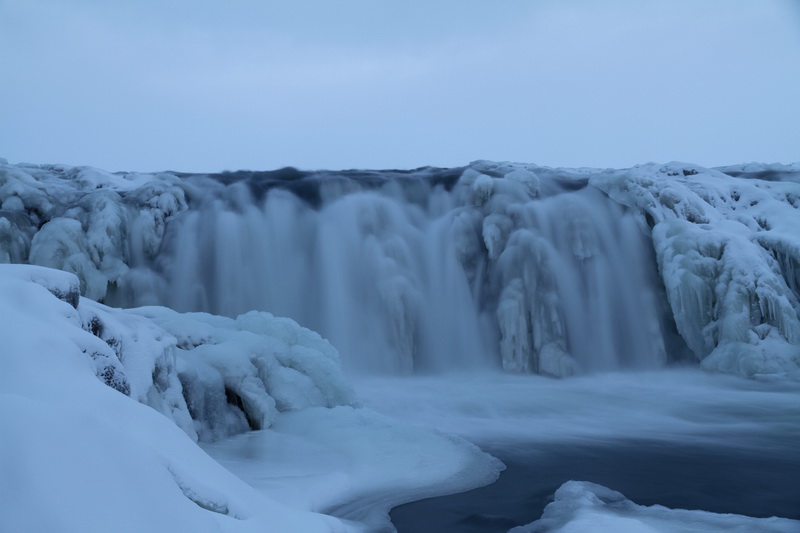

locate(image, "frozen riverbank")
[[354, 371, 800, 531]]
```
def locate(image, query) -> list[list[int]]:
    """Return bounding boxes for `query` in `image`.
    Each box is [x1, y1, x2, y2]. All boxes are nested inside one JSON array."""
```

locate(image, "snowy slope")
[[0, 266, 346, 532], [0, 265, 501, 532]]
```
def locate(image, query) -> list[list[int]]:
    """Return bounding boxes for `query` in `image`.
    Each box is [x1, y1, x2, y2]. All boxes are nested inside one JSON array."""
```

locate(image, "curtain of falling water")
[[123, 173, 671, 375]]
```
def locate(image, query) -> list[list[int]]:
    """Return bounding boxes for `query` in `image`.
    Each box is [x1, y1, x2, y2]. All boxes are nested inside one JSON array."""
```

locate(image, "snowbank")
[[0, 264, 502, 531], [0, 265, 345, 533], [510, 480, 799, 533]]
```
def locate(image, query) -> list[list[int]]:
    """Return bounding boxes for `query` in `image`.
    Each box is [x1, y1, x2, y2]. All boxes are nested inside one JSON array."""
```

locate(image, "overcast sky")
[[1, 0, 798, 172]]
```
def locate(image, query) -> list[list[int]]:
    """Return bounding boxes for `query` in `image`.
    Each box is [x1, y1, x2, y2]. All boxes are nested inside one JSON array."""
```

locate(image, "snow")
[[510, 480, 799, 533], [2, 158, 799, 378], [357, 371, 799, 531], [204, 406, 503, 531], [0, 265, 343, 533], [2, 156, 800, 531], [129, 306, 358, 440], [0, 264, 501, 532], [591, 162, 800, 378]]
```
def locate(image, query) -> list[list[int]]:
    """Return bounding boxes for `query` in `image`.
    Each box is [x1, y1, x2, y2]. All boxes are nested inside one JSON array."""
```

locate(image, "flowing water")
[[120, 168, 682, 376], [357, 371, 800, 531]]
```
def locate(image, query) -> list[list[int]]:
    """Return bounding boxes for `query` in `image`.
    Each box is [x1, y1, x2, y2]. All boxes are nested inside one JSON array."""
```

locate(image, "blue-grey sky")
[[1, 0, 799, 172]]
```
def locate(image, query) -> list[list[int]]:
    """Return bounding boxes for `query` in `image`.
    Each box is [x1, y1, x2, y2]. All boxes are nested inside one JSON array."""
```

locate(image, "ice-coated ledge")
[[511, 480, 799, 533], [591, 162, 800, 378]]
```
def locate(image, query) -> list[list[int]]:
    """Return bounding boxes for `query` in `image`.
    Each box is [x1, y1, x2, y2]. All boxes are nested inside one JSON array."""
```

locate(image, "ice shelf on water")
[[356, 371, 800, 532]]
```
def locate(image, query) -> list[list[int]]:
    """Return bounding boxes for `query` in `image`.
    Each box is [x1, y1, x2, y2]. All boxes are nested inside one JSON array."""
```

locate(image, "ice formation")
[[2, 158, 798, 378], [0, 263, 357, 442], [131, 306, 357, 441], [0, 264, 501, 532], [0, 265, 347, 532], [592, 162, 800, 377], [510, 480, 799, 533], [1, 157, 799, 532]]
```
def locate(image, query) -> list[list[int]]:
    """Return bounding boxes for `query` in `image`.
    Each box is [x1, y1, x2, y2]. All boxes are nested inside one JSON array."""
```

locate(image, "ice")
[[131, 306, 358, 440], [204, 406, 503, 531], [592, 162, 800, 378], [0, 264, 502, 531], [2, 157, 799, 379], [510, 480, 799, 533], [2, 156, 800, 531], [0, 265, 348, 533], [0, 160, 187, 301], [358, 371, 799, 530]]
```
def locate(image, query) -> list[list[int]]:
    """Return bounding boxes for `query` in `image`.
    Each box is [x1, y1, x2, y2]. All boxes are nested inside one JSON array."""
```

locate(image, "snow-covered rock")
[[592, 162, 800, 378], [0, 161, 187, 301], [130, 306, 357, 441], [510, 480, 799, 533], [0, 264, 357, 443]]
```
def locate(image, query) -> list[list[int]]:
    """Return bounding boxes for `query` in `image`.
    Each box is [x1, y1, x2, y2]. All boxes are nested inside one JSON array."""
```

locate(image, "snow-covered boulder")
[[130, 306, 357, 441], [510, 480, 799, 533]]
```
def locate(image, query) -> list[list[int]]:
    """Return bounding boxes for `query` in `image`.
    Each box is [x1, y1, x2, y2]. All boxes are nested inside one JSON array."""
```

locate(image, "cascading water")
[[118, 165, 675, 375]]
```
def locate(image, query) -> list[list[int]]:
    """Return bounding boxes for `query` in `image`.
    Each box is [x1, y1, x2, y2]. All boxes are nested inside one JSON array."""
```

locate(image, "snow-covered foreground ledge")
[[511, 481, 798, 533], [0, 265, 501, 532]]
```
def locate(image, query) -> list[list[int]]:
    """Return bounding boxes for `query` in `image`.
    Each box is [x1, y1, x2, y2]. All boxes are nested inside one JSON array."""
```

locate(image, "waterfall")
[[117, 166, 673, 375]]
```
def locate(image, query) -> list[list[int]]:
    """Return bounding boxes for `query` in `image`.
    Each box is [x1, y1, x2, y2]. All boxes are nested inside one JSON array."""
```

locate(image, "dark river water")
[[352, 371, 800, 533], [390, 438, 800, 532]]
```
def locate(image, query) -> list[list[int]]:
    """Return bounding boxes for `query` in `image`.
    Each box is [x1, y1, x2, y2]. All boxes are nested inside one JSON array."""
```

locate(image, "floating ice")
[[510, 480, 799, 533]]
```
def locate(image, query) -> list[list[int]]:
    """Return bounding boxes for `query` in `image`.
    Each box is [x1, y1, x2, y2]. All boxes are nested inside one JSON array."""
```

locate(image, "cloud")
[[1, 0, 798, 171]]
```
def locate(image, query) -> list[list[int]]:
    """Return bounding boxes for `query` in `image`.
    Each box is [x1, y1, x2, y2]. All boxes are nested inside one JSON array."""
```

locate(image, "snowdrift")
[[0, 265, 501, 532], [511, 480, 799, 533]]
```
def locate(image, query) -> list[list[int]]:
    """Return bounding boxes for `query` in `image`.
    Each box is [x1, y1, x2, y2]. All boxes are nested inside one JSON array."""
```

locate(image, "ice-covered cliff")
[[1, 158, 798, 378], [592, 162, 800, 377]]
